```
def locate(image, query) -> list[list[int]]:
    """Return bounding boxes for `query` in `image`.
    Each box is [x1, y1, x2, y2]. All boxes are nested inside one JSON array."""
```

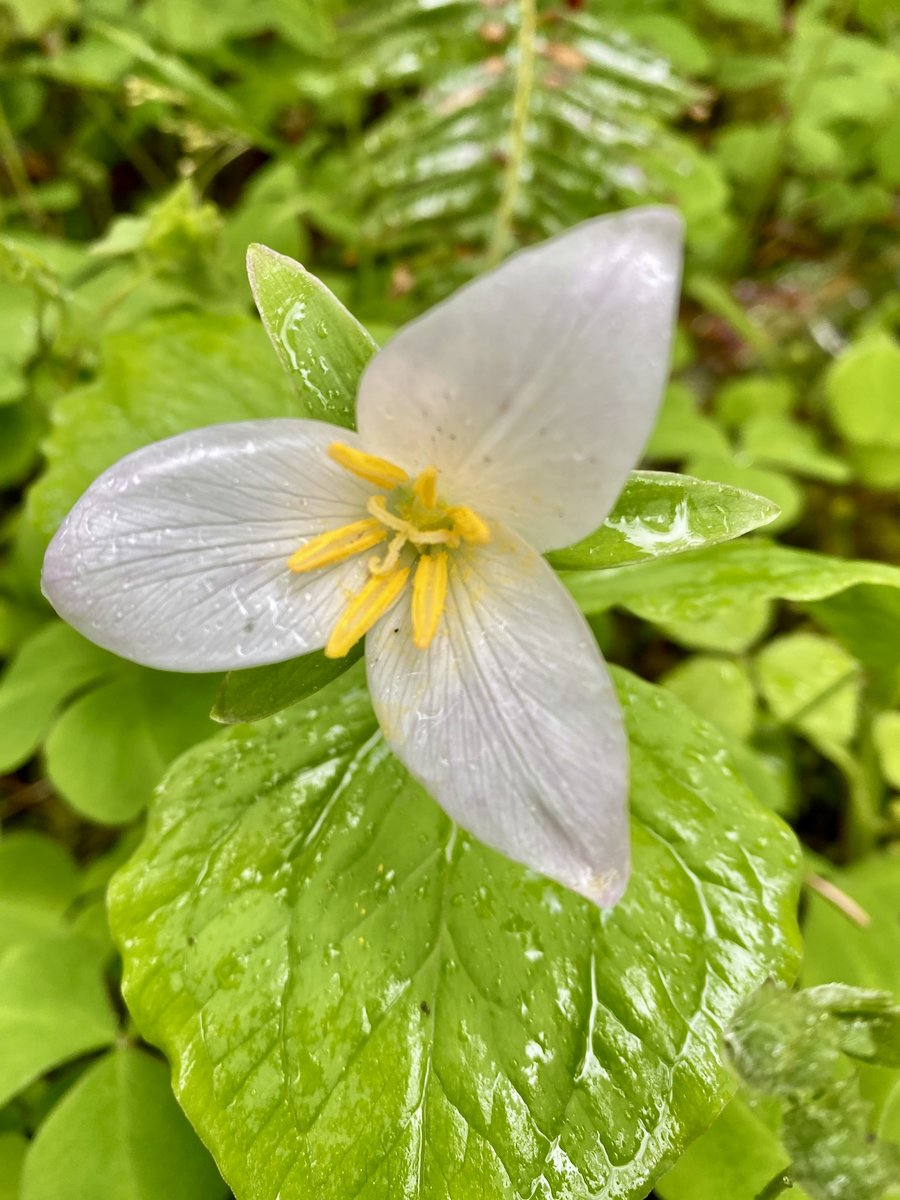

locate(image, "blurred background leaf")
[[1, 0, 899, 1196]]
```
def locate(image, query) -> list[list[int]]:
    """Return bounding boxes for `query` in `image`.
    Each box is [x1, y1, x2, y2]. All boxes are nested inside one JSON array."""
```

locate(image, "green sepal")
[[211, 644, 364, 724], [246, 243, 376, 429], [547, 471, 779, 570]]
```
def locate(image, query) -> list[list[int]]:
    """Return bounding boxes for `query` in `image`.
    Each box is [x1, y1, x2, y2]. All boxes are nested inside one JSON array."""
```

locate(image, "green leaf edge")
[[547, 471, 781, 570]]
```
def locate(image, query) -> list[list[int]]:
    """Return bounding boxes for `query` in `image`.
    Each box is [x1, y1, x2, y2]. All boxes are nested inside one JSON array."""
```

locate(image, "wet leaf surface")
[[111, 664, 800, 1200]]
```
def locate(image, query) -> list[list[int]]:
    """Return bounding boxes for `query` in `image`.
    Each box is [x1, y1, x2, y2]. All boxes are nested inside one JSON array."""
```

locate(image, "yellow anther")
[[412, 550, 449, 650], [413, 466, 439, 508], [328, 442, 409, 490], [449, 505, 491, 545], [325, 566, 411, 659], [288, 518, 386, 573]]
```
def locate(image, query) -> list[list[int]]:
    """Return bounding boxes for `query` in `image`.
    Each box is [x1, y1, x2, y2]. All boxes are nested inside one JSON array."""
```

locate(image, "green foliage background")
[[0, 1, 899, 1198]]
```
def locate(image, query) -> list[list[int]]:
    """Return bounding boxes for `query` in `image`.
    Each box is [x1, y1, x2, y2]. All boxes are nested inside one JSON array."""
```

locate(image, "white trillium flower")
[[42, 206, 684, 907]]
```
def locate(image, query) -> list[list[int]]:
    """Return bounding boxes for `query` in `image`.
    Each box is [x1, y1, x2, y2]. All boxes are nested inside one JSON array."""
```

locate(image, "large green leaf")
[[546, 472, 779, 570], [110, 665, 800, 1200], [20, 1048, 227, 1200], [246, 243, 376, 429]]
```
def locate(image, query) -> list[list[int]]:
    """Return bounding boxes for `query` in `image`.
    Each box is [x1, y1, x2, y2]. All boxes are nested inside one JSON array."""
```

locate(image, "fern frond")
[[334, 0, 703, 297]]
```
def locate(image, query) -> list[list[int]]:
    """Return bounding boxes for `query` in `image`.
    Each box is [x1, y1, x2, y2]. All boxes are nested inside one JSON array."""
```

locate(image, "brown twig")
[[805, 871, 871, 928]]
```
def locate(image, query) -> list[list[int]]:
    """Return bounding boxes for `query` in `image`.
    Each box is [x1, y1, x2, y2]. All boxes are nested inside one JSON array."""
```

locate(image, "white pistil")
[[369, 533, 408, 576], [366, 496, 459, 548]]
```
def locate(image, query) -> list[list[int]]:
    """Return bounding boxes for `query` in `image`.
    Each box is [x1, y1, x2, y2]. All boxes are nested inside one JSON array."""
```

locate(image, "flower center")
[[287, 442, 490, 658]]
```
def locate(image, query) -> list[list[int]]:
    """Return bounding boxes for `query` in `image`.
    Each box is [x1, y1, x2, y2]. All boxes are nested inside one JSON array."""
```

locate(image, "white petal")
[[42, 420, 376, 671], [365, 526, 629, 905], [357, 206, 684, 552]]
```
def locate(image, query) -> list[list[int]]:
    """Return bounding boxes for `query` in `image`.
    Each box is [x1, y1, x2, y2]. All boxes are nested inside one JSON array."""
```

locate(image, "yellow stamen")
[[412, 550, 448, 650], [449, 505, 491, 545], [325, 566, 411, 659], [369, 533, 407, 576], [288, 518, 386, 573], [413, 466, 439, 508], [328, 442, 409, 490]]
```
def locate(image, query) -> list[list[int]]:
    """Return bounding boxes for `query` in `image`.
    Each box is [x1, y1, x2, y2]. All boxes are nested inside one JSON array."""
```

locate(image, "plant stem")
[[81, 92, 169, 192], [0, 98, 42, 229], [486, 0, 536, 267], [684, 273, 777, 366], [754, 1169, 793, 1200]]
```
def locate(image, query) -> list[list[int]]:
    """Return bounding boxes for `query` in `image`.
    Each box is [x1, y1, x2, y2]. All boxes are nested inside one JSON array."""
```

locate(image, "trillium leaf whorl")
[[41, 207, 685, 905]]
